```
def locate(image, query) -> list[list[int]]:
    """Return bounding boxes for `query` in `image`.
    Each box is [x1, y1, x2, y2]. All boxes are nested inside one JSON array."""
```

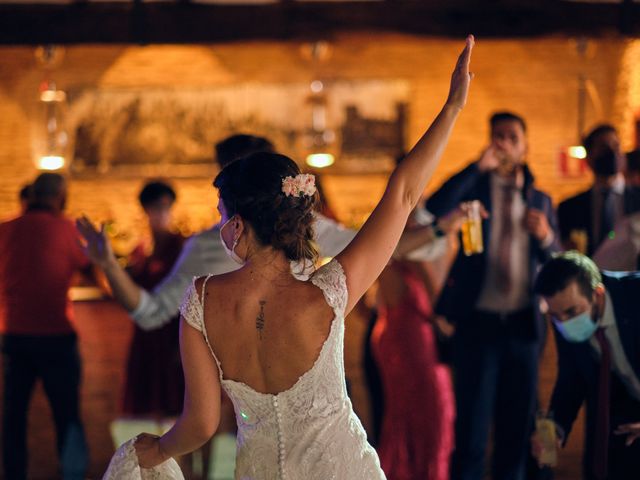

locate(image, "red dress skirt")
[[371, 262, 455, 480], [121, 233, 185, 417]]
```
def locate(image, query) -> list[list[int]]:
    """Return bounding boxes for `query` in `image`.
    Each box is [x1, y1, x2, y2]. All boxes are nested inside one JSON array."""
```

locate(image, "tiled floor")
[[0, 300, 584, 479]]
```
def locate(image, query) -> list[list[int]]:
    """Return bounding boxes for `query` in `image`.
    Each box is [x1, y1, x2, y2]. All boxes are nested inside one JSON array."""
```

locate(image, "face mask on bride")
[[220, 216, 245, 265]]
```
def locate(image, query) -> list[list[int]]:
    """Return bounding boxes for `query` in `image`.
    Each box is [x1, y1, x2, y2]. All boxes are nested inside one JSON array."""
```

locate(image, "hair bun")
[[213, 152, 319, 264], [271, 195, 316, 262]]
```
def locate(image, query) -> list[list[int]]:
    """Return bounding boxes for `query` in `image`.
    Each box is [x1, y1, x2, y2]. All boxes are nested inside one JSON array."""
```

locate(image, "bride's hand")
[[135, 433, 169, 469], [445, 35, 475, 111]]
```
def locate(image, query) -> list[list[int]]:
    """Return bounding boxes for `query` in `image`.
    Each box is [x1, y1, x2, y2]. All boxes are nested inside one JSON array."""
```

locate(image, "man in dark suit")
[[532, 252, 640, 480], [626, 149, 640, 188], [426, 111, 560, 480], [557, 125, 640, 256]]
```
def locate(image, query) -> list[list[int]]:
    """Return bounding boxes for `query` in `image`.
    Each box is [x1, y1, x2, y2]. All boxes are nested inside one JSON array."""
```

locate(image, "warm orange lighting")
[[310, 80, 324, 93], [306, 153, 334, 168], [568, 145, 586, 159], [39, 89, 66, 103], [38, 155, 65, 170]]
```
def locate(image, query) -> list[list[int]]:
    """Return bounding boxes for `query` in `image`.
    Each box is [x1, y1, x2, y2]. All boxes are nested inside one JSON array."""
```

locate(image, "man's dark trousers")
[[451, 309, 539, 480], [1, 334, 88, 480]]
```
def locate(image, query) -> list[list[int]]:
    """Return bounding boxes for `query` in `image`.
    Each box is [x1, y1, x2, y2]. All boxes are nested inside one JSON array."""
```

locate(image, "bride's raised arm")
[[336, 35, 474, 314]]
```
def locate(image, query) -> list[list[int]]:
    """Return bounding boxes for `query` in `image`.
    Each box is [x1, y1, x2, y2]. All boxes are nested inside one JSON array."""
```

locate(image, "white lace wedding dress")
[[103, 259, 385, 479]]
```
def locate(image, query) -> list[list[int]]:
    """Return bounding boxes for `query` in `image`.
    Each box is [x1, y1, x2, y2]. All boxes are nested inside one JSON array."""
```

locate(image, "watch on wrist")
[[432, 222, 446, 238]]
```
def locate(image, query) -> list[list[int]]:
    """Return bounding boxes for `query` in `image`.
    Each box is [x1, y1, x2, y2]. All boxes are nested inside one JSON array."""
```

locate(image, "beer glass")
[[461, 200, 484, 256], [569, 229, 588, 255], [535, 412, 558, 467]]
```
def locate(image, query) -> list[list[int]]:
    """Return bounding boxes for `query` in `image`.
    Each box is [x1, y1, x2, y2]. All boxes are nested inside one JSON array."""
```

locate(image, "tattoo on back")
[[256, 300, 266, 339]]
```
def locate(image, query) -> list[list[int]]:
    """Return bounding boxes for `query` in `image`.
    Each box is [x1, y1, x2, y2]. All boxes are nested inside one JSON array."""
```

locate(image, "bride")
[[103, 35, 474, 479]]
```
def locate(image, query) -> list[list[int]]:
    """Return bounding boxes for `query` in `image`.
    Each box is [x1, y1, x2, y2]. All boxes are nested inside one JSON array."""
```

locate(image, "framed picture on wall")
[[66, 81, 409, 178]]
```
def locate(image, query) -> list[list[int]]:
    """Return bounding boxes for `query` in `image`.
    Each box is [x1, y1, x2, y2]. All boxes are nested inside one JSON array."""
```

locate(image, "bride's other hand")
[[135, 433, 169, 469], [76, 215, 116, 269], [445, 34, 474, 111]]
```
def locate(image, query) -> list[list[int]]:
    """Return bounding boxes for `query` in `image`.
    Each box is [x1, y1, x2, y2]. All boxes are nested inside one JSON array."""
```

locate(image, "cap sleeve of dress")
[[179, 278, 203, 332], [310, 259, 347, 317]]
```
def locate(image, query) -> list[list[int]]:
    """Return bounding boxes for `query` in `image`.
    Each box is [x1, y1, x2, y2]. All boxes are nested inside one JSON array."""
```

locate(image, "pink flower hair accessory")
[[281, 174, 316, 198]]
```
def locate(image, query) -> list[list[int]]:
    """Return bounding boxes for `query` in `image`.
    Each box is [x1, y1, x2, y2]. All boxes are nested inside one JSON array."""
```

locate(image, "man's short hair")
[[490, 111, 527, 133], [582, 124, 617, 156], [215, 134, 275, 169], [138, 181, 176, 207], [32, 173, 66, 201], [534, 251, 602, 300], [626, 149, 640, 174]]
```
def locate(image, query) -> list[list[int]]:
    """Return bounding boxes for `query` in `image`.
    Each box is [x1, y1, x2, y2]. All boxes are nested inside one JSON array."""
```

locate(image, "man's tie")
[[593, 327, 611, 480], [496, 185, 515, 294], [598, 188, 615, 248]]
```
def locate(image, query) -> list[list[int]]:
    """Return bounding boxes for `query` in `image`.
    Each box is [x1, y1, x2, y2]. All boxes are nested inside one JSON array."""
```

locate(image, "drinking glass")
[[461, 200, 484, 256]]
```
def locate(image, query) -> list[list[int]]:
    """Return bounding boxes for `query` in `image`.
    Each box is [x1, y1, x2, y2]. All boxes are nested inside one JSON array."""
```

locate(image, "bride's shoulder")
[[192, 272, 242, 307], [181, 274, 219, 308], [180, 274, 221, 331]]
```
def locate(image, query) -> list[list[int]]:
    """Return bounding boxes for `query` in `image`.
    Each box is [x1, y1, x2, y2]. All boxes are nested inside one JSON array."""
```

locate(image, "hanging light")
[[568, 145, 587, 159], [301, 42, 337, 169], [33, 46, 68, 171], [306, 153, 334, 168], [570, 40, 589, 161], [304, 79, 336, 169], [38, 155, 66, 170], [559, 38, 591, 178]]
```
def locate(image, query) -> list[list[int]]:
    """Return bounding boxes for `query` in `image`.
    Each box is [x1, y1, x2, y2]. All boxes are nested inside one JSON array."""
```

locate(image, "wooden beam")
[[0, 1, 636, 45]]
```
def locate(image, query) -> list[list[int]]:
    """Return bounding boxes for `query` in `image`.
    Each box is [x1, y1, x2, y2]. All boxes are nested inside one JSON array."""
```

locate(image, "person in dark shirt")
[[558, 125, 640, 256]]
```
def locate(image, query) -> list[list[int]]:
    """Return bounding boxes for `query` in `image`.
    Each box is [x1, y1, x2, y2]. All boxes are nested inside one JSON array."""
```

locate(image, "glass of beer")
[[535, 412, 558, 467], [461, 200, 484, 256], [569, 229, 588, 255]]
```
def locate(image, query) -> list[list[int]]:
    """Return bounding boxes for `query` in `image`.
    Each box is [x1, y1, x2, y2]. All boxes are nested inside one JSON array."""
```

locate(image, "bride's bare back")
[[197, 266, 336, 395]]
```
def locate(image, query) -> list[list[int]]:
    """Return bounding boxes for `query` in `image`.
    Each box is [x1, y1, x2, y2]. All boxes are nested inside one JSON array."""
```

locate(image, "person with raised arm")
[[103, 36, 474, 479]]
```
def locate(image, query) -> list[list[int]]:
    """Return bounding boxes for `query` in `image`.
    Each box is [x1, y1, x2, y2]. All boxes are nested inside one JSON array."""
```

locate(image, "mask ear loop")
[[587, 285, 605, 328], [231, 216, 241, 254], [592, 293, 604, 327]]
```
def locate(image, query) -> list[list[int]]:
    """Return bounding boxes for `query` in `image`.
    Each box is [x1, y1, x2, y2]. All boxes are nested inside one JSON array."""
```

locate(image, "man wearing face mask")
[[532, 251, 640, 479], [426, 111, 560, 480], [558, 124, 640, 257]]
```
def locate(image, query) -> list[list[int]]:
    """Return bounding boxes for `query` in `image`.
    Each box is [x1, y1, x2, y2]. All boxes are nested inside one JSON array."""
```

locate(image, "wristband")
[[432, 222, 446, 238]]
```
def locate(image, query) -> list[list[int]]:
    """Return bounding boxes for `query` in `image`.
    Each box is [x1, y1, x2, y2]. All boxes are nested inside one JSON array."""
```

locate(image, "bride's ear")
[[233, 216, 246, 243]]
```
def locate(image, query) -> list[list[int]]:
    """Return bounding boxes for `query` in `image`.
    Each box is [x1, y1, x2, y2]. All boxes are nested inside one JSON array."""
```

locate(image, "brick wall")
[[0, 34, 625, 478], [0, 35, 636, 243]]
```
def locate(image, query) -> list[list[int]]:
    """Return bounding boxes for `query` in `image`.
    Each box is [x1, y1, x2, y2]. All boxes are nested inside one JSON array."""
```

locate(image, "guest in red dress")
[[121, 181, 185, 417], [371, 215, 455, 480]]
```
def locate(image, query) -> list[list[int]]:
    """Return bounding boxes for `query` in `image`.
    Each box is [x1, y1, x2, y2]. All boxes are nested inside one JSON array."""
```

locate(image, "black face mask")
[[592, 147, 624, 176]]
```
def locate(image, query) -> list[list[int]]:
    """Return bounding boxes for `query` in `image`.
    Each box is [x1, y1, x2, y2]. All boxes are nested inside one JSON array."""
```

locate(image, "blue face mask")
[[553, 310, 598, 343]]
